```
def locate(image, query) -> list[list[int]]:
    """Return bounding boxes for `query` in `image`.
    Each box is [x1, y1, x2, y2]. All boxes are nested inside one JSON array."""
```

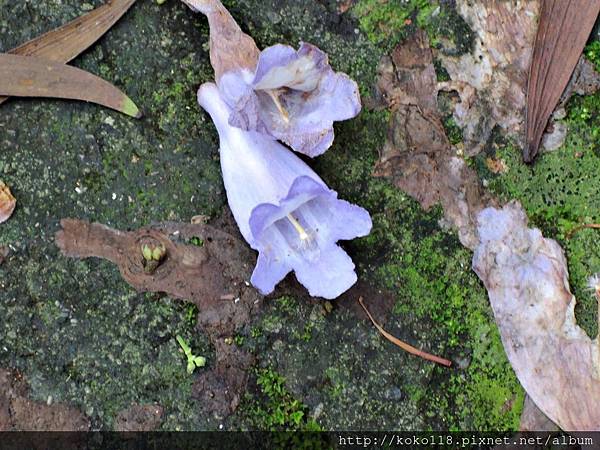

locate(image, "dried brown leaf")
[[473, 201, 600, 431], [525, 0, 600, 162], [0, 54, 141, 117], [374, 31, 491, 249], [181, 0, 259, 80], [0, 181, 16, 224], [1, 0, 136, 106]]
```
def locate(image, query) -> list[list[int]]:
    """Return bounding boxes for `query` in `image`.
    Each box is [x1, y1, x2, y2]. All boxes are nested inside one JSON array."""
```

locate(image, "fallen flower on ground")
[[198, 82, 371, 299], [182, 0, 360, 157]]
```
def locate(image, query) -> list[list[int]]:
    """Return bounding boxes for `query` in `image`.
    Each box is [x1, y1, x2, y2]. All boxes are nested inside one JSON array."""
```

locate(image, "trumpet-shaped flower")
[[218, 42, 362, 157], [198, 82, 371, 299]]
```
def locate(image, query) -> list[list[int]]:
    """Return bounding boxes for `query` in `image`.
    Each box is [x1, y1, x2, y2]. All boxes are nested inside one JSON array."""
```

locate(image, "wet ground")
[[1, 0, 599, 431]]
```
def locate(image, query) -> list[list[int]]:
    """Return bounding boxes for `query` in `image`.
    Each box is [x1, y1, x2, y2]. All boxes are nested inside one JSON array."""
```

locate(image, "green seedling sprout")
[[176, 335, 206, 374]]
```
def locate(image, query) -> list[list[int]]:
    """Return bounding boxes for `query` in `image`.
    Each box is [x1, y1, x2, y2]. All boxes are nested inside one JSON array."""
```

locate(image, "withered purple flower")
[[219, 43, 361, 157], [198, 83, 371, 299], [183, 0, 361, 157]]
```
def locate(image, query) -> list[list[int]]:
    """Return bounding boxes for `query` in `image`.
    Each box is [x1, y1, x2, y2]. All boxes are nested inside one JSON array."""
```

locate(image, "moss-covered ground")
[[0, 0, 597, 432]]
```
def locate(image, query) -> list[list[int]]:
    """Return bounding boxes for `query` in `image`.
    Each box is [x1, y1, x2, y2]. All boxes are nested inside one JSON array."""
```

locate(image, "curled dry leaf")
[[373, 30, 491, 249], [0, 182, 16, 224], [180, 0, 259, 81], [55, 218, 261, 416], [473, 201, 600, 431], [0, 54, 141, 118], [1, 0, 136, 106]]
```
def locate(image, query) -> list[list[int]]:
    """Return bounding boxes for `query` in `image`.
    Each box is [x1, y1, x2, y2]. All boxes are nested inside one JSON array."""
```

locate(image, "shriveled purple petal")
[[219, 42, 361, 157], [198, 83, 372, 299]]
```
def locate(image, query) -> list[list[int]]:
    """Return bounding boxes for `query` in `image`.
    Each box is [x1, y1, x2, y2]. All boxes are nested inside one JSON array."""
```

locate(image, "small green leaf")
[[141, 244, 153, 261]]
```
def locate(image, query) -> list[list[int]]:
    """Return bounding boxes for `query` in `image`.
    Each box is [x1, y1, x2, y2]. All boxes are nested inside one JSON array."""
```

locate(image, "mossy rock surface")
[[5, 0, 597, 431]]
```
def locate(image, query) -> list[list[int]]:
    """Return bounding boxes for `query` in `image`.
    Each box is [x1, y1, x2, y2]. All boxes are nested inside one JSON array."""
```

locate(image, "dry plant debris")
[[438, 0, 539, 156], [473, 202, 600, 431], [55, 218, 262, 416], [0, 181, 16, 224], [373, 30, 491, 249], [359, 298, 451, 367], [1, 0, 136, 101], [0, 54, 141, 117], [524, 0, 600, 162]]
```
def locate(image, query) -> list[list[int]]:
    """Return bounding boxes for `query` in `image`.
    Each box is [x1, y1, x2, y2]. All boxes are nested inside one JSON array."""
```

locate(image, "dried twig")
[[358, 297, 452, 367], [566, 223, 600, 239]]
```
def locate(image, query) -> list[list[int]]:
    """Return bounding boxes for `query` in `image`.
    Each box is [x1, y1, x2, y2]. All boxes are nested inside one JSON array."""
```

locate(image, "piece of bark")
[[1, 0, 136, 106], [0, 181, 16, 224], [524, 0, 600, 162], [373, 30, 492, 249], [55, 218, 261, 417], [473, 201, 600, 431], [0, 54, 141, 118], [180, 0, 259, 81]]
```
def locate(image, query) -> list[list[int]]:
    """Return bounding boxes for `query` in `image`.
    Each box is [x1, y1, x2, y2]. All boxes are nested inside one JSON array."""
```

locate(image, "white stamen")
[[287, 213, 309, 241], [267, 90, 290, 123]]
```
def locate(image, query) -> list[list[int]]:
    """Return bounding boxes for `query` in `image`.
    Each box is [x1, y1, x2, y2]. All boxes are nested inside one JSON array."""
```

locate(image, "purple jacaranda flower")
[[197, 82, 372, 299], [218, 42, 361, 157], [182, 0, 361, 157]]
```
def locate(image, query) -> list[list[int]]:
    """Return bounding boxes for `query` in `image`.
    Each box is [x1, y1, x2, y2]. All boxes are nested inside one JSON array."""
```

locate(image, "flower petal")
[[293, 243, 358, 299], [251, 251, 292, 295]]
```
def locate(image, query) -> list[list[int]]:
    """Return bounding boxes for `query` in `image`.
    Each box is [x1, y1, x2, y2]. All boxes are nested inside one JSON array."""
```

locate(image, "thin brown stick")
[[358, 297, 452, 367], [566, 223, 600, 239]]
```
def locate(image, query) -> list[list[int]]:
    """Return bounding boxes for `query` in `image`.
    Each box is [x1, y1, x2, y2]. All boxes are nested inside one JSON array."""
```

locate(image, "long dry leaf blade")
[[359, 297, 452, 367], [524, 0, 600, 162], [0, 54, 141, 118], [0, 0, 136, 106]]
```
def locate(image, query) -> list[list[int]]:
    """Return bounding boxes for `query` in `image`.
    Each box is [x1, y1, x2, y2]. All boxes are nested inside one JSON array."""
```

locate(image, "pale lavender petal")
[[198, 83, 372, 299], [251, 251, 292, 296], [294, 244, 357, 299], [249, 176, 372, 299]]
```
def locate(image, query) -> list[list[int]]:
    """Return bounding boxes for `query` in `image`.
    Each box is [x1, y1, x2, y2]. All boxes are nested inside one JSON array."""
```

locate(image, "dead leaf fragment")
[[525, 0, 600, 162], [181, 0, 259, 81], [0, 54, 141, 118], [1, 0, 136, 106], [0, 182, 16, 224], [374, 30, 491, 249], [438, 0, 539, 156], [473, 201, 600, 431], [485, 157, 507, 174]]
